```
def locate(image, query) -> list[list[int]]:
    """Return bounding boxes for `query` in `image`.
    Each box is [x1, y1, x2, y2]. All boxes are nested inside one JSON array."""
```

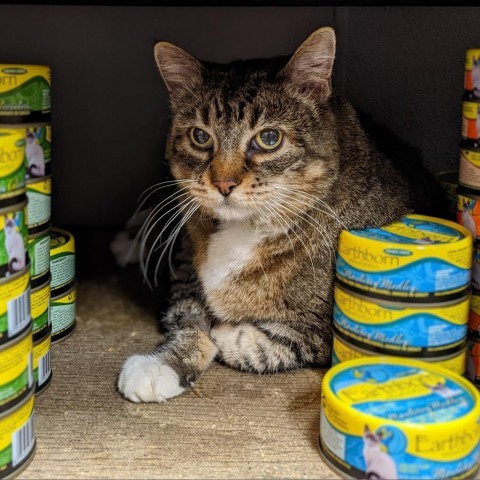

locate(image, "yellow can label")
[[33, 334, 51, 388], [336, 215, 472, 298], [0, 269, 31, 342], [462, 101, 480, 143], [0, 333, 32, 386], [0, 64, 51, 116], [0, 129, 25, 196], [26, 177, 51, 195], [333, 287, 469, 352], [0, 395, 35, 456], [50, 228, 75, 256]]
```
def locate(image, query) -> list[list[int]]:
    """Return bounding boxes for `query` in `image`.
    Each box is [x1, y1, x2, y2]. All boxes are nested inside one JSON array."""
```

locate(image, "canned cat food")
[[0, 394, 35, 478], [0, 199, 28, 280], [331, 331, 467, 376], [0, 129, 25, 202], [457, 188, 480, 242], [28, 226, 50, 289], [0, 267, 30, 347], [459, 147, 480, 191], [50, 228, 75, 296], [320, 358, 480, 480], [50, 284, 76, 344], [467, 336, 480, 386], [0, 64, 51, 123], [336, 214, 472, 302], [31, 276, 50, 342], [25, 124, 51, 180], [26, 175, 51, 235], [0, 328, 33, 414], [333, 284, 469, 355], [465, 48, 480, 100], [436, 170, 458, 216], [33, 327, 51, 396]]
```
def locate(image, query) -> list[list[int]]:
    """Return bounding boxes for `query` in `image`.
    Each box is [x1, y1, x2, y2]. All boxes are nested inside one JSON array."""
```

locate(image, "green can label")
[[0, 206, 28, 278], [25, 125, 51, 180], [28, 232, 50, 281], [0, 269, 31, 344], [0, 64, 51, 116], [26, 177, 51, 230], [0, 129, 25, 197], [51, 289, 76, 337]]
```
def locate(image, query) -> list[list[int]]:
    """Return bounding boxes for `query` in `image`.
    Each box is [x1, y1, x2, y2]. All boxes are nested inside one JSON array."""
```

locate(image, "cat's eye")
[[189, 128, 213, 149], [253, 129, 283, 151]]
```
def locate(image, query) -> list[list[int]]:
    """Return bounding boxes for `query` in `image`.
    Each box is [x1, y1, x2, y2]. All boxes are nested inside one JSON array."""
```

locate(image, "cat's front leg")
[[118, 298, 218, 402]]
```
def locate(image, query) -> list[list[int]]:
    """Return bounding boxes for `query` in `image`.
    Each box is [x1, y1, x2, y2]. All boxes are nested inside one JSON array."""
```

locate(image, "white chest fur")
[[199, 221, 265, 295]]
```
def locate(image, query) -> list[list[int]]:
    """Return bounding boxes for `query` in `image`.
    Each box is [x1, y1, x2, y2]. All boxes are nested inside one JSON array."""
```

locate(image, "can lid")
[[323, 357, 480, 426]]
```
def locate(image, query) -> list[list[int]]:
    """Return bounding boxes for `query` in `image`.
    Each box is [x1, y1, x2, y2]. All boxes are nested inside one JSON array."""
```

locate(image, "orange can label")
[[457, 193, 480, 241]]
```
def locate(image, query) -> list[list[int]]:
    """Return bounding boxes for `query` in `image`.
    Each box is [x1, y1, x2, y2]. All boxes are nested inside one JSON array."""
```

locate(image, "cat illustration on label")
[[25, 128, 45, 178], [473, 57, 480, 99], [461, 198, 477, 240], [427, 381, 463, 399], [363, 425, 397, 480], [4, 215, 25, 274]]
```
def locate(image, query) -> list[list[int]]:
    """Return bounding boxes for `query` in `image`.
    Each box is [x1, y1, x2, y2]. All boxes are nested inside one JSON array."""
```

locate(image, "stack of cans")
[[0, 63, 52, 478], [454, 49, 480, 390], [333, 214, 472, 376]]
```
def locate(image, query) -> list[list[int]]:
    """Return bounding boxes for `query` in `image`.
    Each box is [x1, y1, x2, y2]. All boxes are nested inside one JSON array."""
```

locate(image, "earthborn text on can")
[[28, 227, 50, 288], [319, 357, 480, 480], [0, 328, 33, 415], [50, 284, 76, 344], [335, 214, 472, 301], [0, 394, 35, 479], [31, 276, 50, 342], [33, 327, 51, 396], [333, 283, 469, 355], [25, 124, 51, 180], [0, 267, 31, 346], [0, 64, 51, 123], [331, 331, 467, 376], [0, 128, 25, 199], [49, 228, 75, 296], [0, 198, 28, 280], [26, 175, 51, 234], [464, 48, 480, 100]]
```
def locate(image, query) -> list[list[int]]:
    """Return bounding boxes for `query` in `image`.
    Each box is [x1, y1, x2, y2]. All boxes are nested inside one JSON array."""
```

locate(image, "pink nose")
[[212, 179, 239, 196]]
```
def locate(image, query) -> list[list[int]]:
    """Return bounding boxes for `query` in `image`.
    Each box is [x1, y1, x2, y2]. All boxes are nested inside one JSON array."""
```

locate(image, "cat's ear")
[[154, 42, 205, 95], [280, 26, 336, 101]]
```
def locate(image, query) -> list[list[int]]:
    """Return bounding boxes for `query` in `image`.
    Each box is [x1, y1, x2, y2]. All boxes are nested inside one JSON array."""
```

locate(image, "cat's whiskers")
[[154, 200, 201, 285], [272, 184, 348, 231], [273, 191, 335, 265], [119, 186, 192, 268], [268, 199, 317, 283], [139, 189, 193, 272], [140, 194, 195, 286]]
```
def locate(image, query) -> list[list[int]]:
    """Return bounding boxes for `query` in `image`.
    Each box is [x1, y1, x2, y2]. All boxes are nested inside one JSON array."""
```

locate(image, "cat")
[[25, 128, 45, 178], [4, 216, 25, 274], [117, 26, 448, 403], [363, 425, 397, 480]]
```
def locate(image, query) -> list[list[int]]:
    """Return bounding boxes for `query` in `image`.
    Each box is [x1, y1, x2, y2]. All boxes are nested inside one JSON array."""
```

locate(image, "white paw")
[[118, 354, 186, 403], [110, 231, 140, 266]]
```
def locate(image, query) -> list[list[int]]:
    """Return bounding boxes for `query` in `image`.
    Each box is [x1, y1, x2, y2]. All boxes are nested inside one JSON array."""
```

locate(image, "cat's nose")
[[212, 179, 239, 196]]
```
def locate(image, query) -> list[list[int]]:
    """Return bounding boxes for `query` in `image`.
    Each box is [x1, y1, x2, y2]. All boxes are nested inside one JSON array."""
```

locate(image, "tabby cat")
[[117, 26, 447, 402]]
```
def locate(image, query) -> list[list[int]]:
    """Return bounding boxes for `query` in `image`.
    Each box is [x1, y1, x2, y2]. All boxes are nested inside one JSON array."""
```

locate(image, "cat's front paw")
[[118, 354, 185, 403]]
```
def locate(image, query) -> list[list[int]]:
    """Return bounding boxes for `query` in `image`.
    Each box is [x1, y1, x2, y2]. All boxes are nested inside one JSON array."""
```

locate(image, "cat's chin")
[[211, 204, 254, 222]]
